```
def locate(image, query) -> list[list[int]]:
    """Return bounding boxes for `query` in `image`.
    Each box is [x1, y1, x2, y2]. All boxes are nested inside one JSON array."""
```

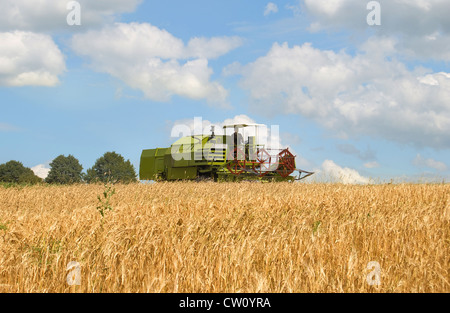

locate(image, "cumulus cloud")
[[303, 0, 450, 35], [302, 0, 450, 60], [0, 31, 65, 86], [31, 163, 50, 179], [187, 36, 243, 59], [321, 160, 370, 184], [264, 3, 279, 16], [235, 40, 450, 149], [0, 0, 142, 32], [413, 154, 448, 172], [71, 23, 242, 104]]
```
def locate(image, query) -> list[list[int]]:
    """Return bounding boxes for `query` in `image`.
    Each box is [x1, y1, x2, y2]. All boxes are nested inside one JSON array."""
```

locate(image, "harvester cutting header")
[[139, 123, 314, 182]]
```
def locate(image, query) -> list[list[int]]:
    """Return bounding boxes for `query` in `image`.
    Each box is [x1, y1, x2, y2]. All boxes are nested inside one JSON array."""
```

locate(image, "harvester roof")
[[222, 123, 265, 129]]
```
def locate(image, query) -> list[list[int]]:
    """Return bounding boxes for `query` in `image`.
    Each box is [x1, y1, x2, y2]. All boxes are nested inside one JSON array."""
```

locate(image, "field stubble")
[[0, 182, 448, 292]]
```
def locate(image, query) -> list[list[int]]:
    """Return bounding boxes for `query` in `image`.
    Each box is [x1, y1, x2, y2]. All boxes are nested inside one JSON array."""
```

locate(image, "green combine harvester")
[[139, 123, 314, 182]]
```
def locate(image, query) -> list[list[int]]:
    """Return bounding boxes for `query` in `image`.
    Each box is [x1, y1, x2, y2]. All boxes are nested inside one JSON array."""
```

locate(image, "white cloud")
[[71, 23, 242, 104], [302, 0, 450, 60], [235, 40, 450, 149], [303, 0, 450, 35], [305, 0, 346, 17], [264, 3, 279, 16], [0, 0, 142, 32], [413, 154, 448, 172], [364, 161, 380, 169], [187, 36, 243, 59], [321, 160, 370, 184], [0, 31, 65, 86], [31, 164, 50, 179]]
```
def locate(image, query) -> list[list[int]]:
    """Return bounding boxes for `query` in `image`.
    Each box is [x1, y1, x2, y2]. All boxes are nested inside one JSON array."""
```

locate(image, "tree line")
[[0, 151, 137, 185]]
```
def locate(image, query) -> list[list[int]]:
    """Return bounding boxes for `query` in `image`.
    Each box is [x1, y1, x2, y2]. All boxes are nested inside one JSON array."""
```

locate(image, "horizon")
[[1, 0, 449, 184]]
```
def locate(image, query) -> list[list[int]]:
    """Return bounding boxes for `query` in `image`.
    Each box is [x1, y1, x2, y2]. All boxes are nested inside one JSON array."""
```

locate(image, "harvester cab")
[[222, 123, 262, 160]]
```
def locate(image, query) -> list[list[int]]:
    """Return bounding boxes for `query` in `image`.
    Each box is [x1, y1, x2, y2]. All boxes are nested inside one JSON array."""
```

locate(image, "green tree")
[[45, 155, 83, 184], [0, 160, 42, 184], [85, 151, 137, 183], [18, 171, 43, 184]]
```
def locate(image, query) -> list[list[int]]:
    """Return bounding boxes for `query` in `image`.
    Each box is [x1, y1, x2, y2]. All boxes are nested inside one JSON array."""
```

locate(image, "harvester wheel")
[[226, 147, 245, 175], [276, 149, 295, 177], [253, 148, 271, 177]]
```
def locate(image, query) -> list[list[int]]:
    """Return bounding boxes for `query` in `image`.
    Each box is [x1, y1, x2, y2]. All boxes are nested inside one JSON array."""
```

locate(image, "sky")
[[0, 0, 449, 183]]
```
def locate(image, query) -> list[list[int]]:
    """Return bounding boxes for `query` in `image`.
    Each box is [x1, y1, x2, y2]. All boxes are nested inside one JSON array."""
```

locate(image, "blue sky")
[[1, 0, 449, 183]]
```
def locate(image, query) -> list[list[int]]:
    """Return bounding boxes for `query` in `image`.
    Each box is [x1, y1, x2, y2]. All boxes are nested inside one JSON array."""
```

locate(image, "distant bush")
[[85, 151, 137, 184], [45, 155, 83, 184], [0, 160, 42, 184]]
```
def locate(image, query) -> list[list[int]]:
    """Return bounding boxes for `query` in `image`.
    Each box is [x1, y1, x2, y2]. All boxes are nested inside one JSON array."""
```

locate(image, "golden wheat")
[[0, 182, 448, 293]]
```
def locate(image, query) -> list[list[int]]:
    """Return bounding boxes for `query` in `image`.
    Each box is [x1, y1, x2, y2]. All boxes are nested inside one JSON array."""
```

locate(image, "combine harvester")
[[139, 123, 314, 182]]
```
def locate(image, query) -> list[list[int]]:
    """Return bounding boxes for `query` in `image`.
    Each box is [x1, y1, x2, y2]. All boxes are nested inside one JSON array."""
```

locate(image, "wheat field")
[[0, 182, 448, 293]]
